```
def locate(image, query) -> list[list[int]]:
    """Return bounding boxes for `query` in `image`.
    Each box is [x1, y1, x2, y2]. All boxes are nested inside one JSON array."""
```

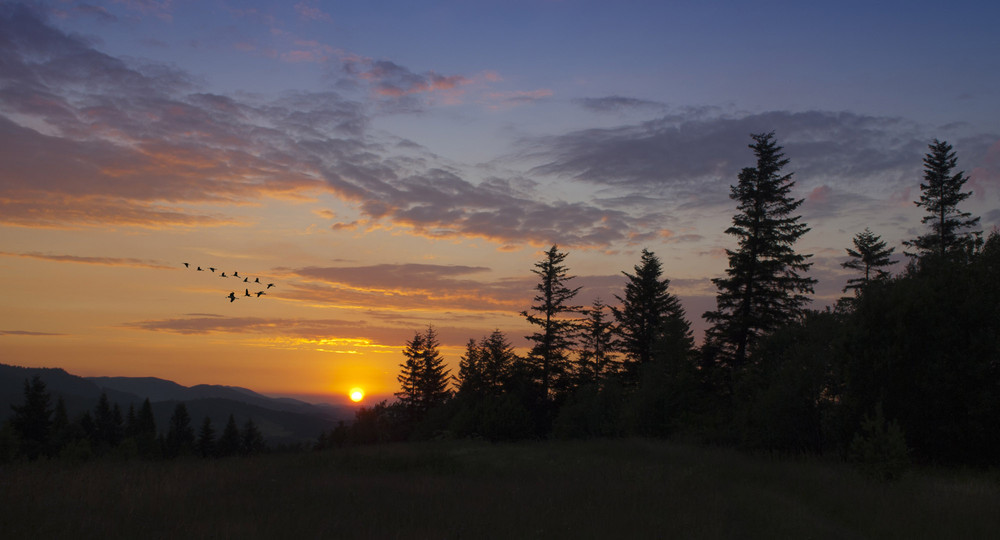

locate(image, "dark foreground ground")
[[2, 439, 998, 539]]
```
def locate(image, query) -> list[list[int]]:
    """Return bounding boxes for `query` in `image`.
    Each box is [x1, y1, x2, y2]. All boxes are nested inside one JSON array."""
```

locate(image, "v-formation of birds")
[[182, 262, 275, 302]]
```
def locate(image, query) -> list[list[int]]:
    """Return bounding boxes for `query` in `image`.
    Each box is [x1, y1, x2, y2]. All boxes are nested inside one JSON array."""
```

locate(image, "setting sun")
[[349, 388, 365, 403]]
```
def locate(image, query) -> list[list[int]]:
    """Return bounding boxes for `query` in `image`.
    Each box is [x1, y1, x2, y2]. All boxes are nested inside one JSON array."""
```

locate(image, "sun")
[[349, 388, 364, 403]]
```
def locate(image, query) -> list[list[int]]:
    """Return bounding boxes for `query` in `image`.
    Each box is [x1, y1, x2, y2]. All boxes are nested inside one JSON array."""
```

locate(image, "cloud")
[[345, 58, 471, 99], [285, 263, 530, 312], [294, 2, 332, 22], [0, 9, 643, 246], [0, 251, 174, 269], [574, 96, 665, 114], [482, 89, 554, 109], [0, 329, 67, 336]]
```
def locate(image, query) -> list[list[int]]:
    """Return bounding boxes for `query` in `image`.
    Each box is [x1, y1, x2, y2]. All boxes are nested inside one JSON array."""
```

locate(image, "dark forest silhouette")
[[318, 133, 998, 475], [5, 133, 998, 476]]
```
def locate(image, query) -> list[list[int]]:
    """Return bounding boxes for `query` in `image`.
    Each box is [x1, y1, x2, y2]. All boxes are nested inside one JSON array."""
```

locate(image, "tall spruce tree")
[[904, 139, 981, 259], [613, 249, 693, 383], [196, 417, 216, 458], [456, 330, 518, 396], [9, 375, 53, 459], [217, 414, 242, 457], [576, 299, 620, 386], [165, 403, 195, 457], [704, 132, 816, 372], [395, 325, 451, 414], [842, 228, 896, 293], [521, 245, 582, 401]]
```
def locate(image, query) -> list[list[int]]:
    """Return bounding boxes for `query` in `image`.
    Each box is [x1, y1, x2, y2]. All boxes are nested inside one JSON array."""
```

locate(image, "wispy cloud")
[[0, 329, 68, 337], [0, 8, 646, 246], [294, 2, 332, 22], [0, 251, 174, 269]]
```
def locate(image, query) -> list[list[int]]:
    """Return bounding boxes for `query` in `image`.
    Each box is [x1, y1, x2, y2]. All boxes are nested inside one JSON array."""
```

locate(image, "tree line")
[[1, 382, 267, 462], [323, 133, 998, 473]]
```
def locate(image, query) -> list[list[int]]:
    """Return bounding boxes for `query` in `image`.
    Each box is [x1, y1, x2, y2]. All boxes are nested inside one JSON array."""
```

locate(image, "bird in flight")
[[183, 262, 189, 268], [256, 291, 266, 297], [209, 267, 216, 273], [266, 283, 275, 289], [243, 277, 249, 283], [245, 289, 251, 297], [233, 271, 240, 278], [254, 278, 260, 284], [227, 292, 237, 302], [220, 272, 228, 277], [197, 266, 203, 271]]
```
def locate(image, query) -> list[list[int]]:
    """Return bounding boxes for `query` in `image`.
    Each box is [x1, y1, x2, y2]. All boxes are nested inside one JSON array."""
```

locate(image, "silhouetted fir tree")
[[456, 338, 485, 395], [396, 326, 451, 416], [458, 330, 518, 396], [704, 132, 816, 374], [521, 245, 582, 401], [613, 249, 693, 384], [165, 403, 195, 457], [842, 228, 896, 293], [575, 299, 620, 387], [197, 417, 216, 458], [124, 404, 137, 438], [396, 331, 423, 410], [9, 376, 53, 459], [217, 414, 242, 457], [241, 418, 265, 455], [92, 393, 123, 451], [903, 139, 981, 260], [134, 398, 158, 458], [50, 395, 70, 453]]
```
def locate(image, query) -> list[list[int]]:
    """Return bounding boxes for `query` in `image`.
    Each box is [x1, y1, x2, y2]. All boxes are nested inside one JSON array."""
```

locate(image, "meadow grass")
[[2, 439, 998, 538]]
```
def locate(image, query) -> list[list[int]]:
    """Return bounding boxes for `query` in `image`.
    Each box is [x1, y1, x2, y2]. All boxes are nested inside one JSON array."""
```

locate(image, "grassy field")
[[2, 439, 998, 538]]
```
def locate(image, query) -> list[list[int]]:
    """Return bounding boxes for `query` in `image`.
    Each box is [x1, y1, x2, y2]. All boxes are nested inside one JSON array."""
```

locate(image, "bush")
[[849, 403, 910, 482]]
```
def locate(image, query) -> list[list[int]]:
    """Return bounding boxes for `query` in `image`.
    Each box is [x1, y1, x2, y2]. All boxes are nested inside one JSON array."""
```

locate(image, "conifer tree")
[[456, 338, 484, 395], [576, 299, 619, 386], [241, 418, 265, 455], [904, 139, 981, 259], [456, 330, 519, 396], [197, 417, 215, 458], [842, 228, 896, 293], [395, 326, 451, 414], [704, 132, 816, 372], [134, 398, 158, 458], [165, 403, 195, 457], [521, 245, 582, 400], [93, 392, 123, 449], [217, 414, 242, 457], [9, 375, 53, 459], [613, 249, 693, 382]]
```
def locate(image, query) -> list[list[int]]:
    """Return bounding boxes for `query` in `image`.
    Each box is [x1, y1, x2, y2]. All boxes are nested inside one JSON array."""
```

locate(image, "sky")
[[1, 0, 998, 405]]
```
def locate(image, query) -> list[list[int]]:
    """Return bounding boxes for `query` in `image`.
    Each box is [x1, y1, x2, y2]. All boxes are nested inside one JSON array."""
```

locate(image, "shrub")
[[849, 403, 910, 481]]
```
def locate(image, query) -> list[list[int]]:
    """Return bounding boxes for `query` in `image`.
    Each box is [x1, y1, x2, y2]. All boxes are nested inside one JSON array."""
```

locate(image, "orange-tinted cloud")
[[0, 251, 174, 270]]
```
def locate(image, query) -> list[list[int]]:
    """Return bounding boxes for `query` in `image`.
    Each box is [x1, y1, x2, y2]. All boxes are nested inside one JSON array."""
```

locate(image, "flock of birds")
[[182, 262, 275, 302]]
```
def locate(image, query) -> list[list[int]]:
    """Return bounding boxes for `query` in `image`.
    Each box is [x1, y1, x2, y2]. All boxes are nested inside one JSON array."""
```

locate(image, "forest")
[[3, 133, 998, 478]]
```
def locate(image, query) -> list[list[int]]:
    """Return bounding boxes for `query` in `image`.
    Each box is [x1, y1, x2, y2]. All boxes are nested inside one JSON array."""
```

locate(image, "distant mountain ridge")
[[1, 364, 354, 444]]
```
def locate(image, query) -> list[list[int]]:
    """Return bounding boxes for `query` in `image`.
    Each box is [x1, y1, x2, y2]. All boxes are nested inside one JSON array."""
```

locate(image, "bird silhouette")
[[209, 267, 216, 273], [245, 289, 251, 297], [256, 291, 266, 297], [227, 292, 237, 302], [220, 272, 228, 277], [243, 277, 249, 282], [254, 278, 260, 283], [197, 266, 203, 271], [233, 271, 240, 278], [266, 283, 275, 289], [183, 262, 189, 268]]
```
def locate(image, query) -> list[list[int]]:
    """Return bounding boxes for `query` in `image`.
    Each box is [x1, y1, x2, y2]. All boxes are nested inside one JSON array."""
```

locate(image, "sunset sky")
[[2, 1, 998, 405]]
